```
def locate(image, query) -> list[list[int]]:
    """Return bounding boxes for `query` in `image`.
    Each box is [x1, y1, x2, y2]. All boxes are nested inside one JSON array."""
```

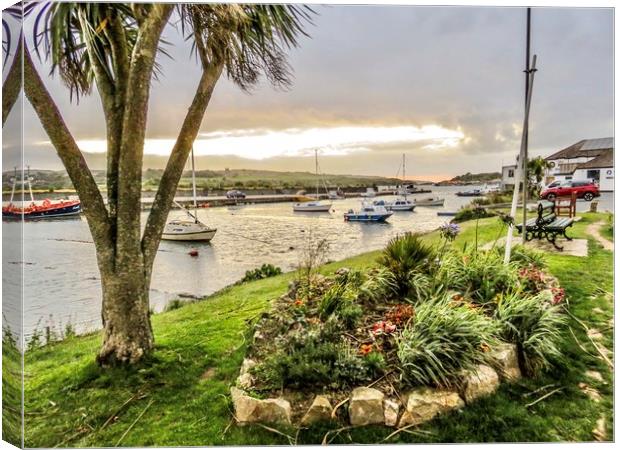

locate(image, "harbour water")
[[3, 186, 612, 339]]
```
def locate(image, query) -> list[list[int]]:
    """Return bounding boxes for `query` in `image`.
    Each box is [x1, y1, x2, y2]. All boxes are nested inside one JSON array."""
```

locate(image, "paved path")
[[586, 221, 614, 252]]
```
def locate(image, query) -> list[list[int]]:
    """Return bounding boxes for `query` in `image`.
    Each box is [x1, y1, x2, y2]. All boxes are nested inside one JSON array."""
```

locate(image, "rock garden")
[[231, 225, 568, 431]]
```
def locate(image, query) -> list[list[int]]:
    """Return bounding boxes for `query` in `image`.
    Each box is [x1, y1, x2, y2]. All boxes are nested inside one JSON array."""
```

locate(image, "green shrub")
[[452, 207, 496, 223], [165, 299, 184, 312], [378, 233, 435, 297], [253, 322, 384, 390], [494, 244, 546, 269], [439, 249, 518, 308], [397, 295, 498, 387], [494, 290, 566, 376], [240, 263, 282, 283]]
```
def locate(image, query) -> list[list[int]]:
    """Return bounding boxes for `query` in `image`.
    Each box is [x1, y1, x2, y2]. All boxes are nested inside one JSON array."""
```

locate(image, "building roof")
[[576, 149, 614, 169], [545, 137, 614, 161]]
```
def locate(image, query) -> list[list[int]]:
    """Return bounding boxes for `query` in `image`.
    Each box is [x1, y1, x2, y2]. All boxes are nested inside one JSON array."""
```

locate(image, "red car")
[[540, 180, 600, 201]]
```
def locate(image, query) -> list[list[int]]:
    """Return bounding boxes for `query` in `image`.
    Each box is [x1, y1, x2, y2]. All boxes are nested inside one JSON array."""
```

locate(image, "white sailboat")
[[293, 149, 333, 212], [162, 147, 217, 242], [388, 154, 415, 211]]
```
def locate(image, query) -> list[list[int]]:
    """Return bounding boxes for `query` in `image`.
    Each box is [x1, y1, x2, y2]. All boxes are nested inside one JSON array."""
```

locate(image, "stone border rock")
[[231, 343, 522, 428]]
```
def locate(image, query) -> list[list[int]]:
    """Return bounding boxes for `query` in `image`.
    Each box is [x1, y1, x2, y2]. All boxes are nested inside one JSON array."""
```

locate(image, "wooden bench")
[[516, 201, 574, 251]]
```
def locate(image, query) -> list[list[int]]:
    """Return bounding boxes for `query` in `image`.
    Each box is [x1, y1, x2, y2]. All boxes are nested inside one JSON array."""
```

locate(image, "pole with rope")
[[504, 54, 538, 264], [522, 7, 532, 245]]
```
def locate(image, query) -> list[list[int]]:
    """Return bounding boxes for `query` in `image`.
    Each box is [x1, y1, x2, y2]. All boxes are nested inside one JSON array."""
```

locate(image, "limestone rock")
[[230, 387, 292, 425], [301, 395, 332, 426], [348, 387, 385, 426], [398, 388, 464, 427], [240, 358, 257, 375], [488, 343, 522, 381], [236, 372, 254, 389], [384, 399, 400, 427], [461, 364, 500, 404]]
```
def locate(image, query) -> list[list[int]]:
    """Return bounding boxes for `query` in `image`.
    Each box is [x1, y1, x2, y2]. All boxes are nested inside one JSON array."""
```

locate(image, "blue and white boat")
[[373, 198, 416, 211], [344, 202, 393, 222]]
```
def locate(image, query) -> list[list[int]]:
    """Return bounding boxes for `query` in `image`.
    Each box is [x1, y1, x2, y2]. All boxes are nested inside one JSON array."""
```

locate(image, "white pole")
[[504, 55, 538, 264]]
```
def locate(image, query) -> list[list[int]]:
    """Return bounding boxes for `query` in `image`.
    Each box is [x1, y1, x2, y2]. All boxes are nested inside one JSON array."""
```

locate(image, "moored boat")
[[293, 150, 333, 212], [162, 147, 217, 242], [2, 168, 81, 220], [414, 196, 445, 206], [373, 198, 415, 211], [344, 202, 393, 222], [293, 201, 332, 212], [2, 198, 81, 220], [455, 189, 483, 197], [162, 219, 217, 241]]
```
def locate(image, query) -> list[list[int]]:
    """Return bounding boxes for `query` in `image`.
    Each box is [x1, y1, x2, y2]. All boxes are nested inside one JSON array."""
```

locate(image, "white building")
[[544, 137, 614, 192], [501, 164, 517, 190]]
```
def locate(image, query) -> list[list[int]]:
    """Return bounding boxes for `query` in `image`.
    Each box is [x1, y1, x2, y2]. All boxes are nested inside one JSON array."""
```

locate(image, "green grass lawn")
[[22, 214, 613, 446]]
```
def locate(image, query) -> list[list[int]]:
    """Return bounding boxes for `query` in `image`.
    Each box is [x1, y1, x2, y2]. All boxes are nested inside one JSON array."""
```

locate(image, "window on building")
[[508, 169, 514, 178], [586, 169, 600, 182]]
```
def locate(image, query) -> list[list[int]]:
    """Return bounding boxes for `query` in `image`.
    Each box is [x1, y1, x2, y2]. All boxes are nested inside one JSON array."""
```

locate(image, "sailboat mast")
[[315, 149, 319, 199], [191, 147, 198, 222], [403, 153, 407, 200]]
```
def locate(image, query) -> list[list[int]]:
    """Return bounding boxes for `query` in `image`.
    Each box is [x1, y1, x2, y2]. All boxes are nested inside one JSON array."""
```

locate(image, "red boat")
[[2, 167, 82, 220], [2, 198, 81, 220]]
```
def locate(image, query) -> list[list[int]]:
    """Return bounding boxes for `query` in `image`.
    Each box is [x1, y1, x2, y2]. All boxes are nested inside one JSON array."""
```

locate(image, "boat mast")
[[315, 149, 319, 199], [190, 147, 198, 223], [402, 153, 407, 200]]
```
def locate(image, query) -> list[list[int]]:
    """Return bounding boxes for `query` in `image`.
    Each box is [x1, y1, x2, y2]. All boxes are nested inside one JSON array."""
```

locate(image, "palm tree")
[[527, 156, 553, 195], [18, 2, 313, 366]]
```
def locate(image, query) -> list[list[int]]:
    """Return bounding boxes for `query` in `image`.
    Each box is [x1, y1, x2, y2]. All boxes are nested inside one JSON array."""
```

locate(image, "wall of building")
[[573, 167, 614, 192]]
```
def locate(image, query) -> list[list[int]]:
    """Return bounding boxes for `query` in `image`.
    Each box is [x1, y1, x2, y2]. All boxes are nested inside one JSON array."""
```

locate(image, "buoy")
[[188, 249, 199, 257]]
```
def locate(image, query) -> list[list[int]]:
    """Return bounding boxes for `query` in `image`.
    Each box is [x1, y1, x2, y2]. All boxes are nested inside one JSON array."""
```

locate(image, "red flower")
[[359, 343, 373, 355]]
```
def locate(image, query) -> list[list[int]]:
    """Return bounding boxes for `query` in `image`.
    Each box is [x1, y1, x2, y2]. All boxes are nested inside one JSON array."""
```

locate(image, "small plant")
[[439, 248, 518, 308], [165, 299, 185, 312], [296, 232, 330, 300], [494, 290, 566, 376], [378, 232, 435, 297], [452, 206, 496, 224], [397, 294, 498, 387], [498, 244, 546, 269], [240, 263, 282, 283], [385, 304, 415, 326]]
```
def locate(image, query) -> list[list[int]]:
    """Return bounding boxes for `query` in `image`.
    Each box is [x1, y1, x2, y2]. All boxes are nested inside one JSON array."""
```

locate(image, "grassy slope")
[[23, 214, 613, 446]]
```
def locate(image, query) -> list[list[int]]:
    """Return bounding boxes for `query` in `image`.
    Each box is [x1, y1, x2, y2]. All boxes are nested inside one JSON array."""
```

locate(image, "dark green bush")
[[396, 294, 498, 387], [452, 207, 496, 223], [378, 233, 435, 297], [240, 263, 282, 283], [494, 244, 546, 269]]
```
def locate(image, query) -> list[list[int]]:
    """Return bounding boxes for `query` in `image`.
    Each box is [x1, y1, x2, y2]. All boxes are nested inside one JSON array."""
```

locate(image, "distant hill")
[[3, 168, 405, 193], [448, 171, 502, 183]]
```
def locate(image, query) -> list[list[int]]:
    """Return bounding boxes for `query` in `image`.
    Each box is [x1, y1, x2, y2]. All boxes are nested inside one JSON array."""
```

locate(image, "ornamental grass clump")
[[396, 295, 498, 388], [378, 232, 436, 297], [494, 290, 566, 376], [439, 248, 519, 309]]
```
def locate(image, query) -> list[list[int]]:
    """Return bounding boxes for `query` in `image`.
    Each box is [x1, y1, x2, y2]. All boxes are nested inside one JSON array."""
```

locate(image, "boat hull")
[[293, 203, 332, 212], [2, 201, 81, 220], [389, 204, 416, 211], [344, 213, 393, 222], [415, 199, 445, 206], [162, 229, 217, 242]]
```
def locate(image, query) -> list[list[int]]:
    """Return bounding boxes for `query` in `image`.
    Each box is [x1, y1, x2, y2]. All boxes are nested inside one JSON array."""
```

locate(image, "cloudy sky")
[[6, 4, 614, 181]]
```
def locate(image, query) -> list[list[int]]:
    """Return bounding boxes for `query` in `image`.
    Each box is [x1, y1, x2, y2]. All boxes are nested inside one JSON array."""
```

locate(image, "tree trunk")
[[97, 265, 153, 366]]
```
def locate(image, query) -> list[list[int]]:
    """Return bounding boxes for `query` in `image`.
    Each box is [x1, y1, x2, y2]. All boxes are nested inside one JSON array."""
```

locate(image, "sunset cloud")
[[73, 125, 465, 160]]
